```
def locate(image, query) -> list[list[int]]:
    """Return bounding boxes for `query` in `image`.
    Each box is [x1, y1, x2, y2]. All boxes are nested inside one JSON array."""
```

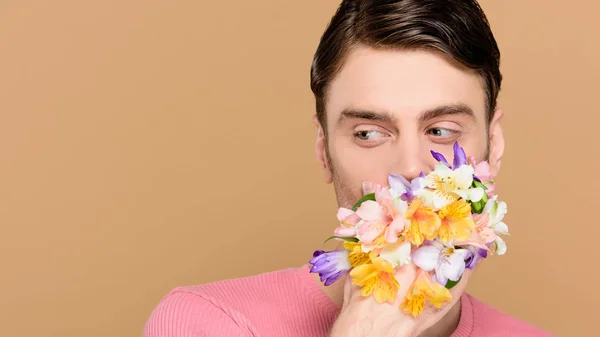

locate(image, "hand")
[[328, 262, 472, 337]]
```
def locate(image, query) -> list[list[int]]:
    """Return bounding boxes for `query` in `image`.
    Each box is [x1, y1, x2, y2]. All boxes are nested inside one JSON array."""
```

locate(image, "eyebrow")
[[337, 109, 398, 125], [336, 103, 476, 127], [417, 104, 476, 124]]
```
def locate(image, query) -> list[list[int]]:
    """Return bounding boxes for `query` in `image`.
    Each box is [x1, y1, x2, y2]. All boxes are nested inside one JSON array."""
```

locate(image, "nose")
[[390, 141, 430, 182]]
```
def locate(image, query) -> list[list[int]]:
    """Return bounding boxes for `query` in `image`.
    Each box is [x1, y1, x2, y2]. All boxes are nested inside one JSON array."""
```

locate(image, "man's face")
[[314, 46, 504, 208]]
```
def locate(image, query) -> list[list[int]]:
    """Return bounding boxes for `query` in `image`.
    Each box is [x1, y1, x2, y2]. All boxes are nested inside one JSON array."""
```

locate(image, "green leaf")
[[323, 236, 359, 246], [445, 275, 463, 289], [351, 193, 376, 212], [472, 179, 488, 190], [471, 200, 485, 214]]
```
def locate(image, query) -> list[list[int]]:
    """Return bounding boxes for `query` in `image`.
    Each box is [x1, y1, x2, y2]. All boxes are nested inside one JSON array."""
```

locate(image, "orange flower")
[[405, 198, 441, 246], [435, 199, 475, 243]]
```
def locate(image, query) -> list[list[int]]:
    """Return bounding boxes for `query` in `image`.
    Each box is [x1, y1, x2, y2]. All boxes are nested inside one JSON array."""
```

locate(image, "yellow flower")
[[436, 200, 475, 243], [343, 241, 371, 267], [405, 199, 441, 246], [401, 272, 452, 317], [350, 257, 400, 304]]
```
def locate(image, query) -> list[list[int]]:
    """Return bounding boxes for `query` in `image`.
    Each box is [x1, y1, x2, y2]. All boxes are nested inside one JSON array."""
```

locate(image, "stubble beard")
[[326, 146, 362, 209]]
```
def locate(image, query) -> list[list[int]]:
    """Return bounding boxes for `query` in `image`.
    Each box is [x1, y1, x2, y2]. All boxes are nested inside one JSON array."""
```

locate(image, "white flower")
[[416, 162, 484, 210], [379, 240, 412, 268], [482, 196, 509, 255]]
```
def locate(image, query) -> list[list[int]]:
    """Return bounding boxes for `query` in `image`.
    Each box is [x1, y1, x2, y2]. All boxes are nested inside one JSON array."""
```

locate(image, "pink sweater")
[[143, 265, 552, 336]]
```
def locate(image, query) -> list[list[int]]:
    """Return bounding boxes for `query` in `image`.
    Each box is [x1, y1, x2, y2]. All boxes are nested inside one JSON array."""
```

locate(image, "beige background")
[[1, 1, 598, 336]]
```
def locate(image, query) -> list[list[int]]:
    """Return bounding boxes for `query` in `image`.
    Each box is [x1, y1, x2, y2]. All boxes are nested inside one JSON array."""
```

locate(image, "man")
[[144, 1, 552, 336]]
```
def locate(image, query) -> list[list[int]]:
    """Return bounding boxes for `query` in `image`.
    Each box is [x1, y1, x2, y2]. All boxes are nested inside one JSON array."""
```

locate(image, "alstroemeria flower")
[[468, 156, 496, 196], [412, 240, 469, 286], [355, 200, 391, 244], [453, 223, 491, 269], [333, 207, 361, 238], [400, 270, 452, 317], [481, 196, 509, 255], [350, 257, 400, 304], [431, 142, 467, 169], [343, 241, 371, 267], [353, 185, 410, 247], [464, 245, 489, 269], [418, 162, 484, 209], [473, 212, 496, 243], [379, 239, 413, 268], [388, 173, 424, 203], [377, 184, 411, 243], [383, 198, 410, 243], [309, 250, 351, 286], [435, 199, 476, 243], [405, 198, 441, 246], [417, 143, 484, 209]]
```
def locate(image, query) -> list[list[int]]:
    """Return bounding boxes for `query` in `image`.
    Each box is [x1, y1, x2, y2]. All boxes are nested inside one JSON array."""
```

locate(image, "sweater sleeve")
[[143, 291, 251, 337]]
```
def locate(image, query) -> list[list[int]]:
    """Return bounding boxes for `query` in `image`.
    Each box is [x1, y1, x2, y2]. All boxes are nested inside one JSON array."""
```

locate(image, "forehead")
[[325, 46, 487, 125]]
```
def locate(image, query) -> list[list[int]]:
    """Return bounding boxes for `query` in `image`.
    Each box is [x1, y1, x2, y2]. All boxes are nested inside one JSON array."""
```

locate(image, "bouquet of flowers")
[[309, 142, 509, 317]]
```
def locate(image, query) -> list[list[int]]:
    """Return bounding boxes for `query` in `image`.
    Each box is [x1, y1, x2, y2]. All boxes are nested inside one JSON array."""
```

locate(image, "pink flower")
[[472, 212, 497, 244], [355, 200, 391, 244], [469, 156, 496, 196], [333, 208, 361, 237]]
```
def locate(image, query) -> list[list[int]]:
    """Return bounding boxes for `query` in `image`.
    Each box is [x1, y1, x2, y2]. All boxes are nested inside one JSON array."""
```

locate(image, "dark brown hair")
[[310, 0, 502, 132]]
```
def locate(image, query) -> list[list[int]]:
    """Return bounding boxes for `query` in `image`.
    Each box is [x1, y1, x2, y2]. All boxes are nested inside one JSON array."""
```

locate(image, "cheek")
[[460, 135, 489, 162], [330, 145, 391, 188]]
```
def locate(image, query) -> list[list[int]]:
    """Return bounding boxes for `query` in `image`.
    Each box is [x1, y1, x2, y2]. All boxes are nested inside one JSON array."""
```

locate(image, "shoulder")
[[174, 266, 311, 310], [143, 288, 255, 337], [143, 266, 325, 337], [466, 294, 555, 336]]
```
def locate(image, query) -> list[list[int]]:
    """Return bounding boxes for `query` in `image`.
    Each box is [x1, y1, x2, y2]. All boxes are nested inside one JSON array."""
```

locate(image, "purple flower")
[[430, 150, 451, 168], [309, 250, 351, 286], [452, 142, 467, 168], [464, 246, 488, 269], [388, 173, 423, 203], [412, 240, 468, 286], [430, 142, 468, 169]]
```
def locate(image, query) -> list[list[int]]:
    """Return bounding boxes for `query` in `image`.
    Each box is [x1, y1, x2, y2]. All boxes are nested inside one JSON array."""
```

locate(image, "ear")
[[313, 115, 333, 184], [488, 109, 505, 177]]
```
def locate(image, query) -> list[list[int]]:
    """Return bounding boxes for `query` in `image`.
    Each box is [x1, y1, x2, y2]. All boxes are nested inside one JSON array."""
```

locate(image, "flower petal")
[[333, 226, 357, 237], [441, 251, 466, 281], [432, 270, 448, 286], [355, 200, 387, 222], [412, 245, 441, 271], [456, 187, 484, 202], [491, 221, 509, 236], [491, 201, 508, 225], [380, 240, 412, 267], [388, 173, 411, 195], [454, 165, 475, 189], [356, 221, 387, 244], [453, 142, 467, 168], [494, 237, 507, 255], [309, 250, 351, 285], [337, 208, 356, 222], [385, 217, 407, 243], [431, 150, 451, 167]]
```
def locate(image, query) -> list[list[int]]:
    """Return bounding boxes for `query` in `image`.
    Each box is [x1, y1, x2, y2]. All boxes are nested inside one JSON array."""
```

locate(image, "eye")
[[355, 130, 386, 141], [427, 127, 457, 137]]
